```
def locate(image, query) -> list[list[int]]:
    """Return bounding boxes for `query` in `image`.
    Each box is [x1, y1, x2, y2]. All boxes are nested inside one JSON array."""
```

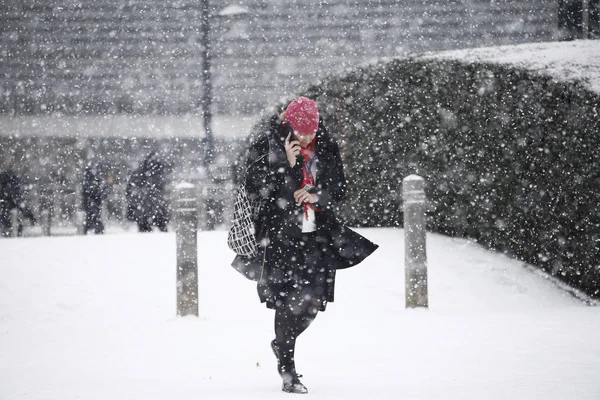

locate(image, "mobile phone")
[[283, 121, 296, 140], [303, 184, 317, 194], [284, 122, 304, 166]]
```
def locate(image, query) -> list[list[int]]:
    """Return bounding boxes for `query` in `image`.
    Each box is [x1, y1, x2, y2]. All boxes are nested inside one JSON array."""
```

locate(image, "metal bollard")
[[41, 209, 51, 236], [76, 210, 86, 235], [403, 175, 428, 308], [175, 182, 199, 317], [10, 209, 19, 238]]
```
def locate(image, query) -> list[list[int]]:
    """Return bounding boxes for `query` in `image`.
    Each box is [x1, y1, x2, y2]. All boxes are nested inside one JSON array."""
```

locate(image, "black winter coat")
[[0, 169, 34, 227], [83, 166, 109, 214], [232, 115, 378, 307], [126, 156, 169, 223]]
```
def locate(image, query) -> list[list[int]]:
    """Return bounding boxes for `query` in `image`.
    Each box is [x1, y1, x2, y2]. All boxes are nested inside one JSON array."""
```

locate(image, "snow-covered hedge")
[[251, 49, 600, 298]]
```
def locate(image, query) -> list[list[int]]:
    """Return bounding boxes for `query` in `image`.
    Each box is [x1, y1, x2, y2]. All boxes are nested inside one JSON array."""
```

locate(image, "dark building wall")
[[558, 0, 600, 39], [1, 0, 558, 116]]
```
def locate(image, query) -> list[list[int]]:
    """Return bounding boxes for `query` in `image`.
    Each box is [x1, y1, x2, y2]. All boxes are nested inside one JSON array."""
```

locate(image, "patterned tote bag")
[[227, 183, 262, 257]]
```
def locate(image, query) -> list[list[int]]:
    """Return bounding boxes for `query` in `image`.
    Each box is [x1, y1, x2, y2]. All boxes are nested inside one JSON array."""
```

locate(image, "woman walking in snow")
[[232, 97, 378, 394]]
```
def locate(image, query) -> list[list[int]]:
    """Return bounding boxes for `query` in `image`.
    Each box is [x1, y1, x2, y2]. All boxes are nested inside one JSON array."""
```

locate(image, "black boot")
[[282, 372, 308, 394], [271, 340, 302, 378], [271, 340, 307, 393]]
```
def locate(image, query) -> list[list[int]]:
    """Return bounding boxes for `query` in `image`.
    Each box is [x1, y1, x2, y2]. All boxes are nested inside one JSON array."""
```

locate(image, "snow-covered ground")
[[420, 39, 600, 95], [1, 228, 599, 400]]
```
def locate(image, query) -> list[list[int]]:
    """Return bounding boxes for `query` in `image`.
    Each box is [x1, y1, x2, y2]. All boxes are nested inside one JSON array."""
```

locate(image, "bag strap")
[[241, 132, 271, 187], [241, 131, 272, 243]]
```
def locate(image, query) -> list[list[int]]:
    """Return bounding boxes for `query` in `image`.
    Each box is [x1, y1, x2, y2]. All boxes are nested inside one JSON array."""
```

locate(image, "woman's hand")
[[285, 132, 301, 167], [294, 188, 318, 205]]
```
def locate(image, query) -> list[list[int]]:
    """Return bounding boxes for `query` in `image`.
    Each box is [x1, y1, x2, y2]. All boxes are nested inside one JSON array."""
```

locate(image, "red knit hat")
[[285, 97, 319, 136]]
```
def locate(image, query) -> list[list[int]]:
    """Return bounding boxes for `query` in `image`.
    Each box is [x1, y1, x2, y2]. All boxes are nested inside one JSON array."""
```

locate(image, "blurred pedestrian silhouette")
[[82, 162, 114, 234], [126, 151, 171, 232], [0, 160, 36, 237]]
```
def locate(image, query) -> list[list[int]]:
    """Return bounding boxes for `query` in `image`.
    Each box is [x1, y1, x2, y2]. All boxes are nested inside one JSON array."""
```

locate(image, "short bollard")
[[403, 175, 428, 308], [175, 182, 199, 317], [10, 209, 19, 238], [41, 209, 51, 236], [76, 211, 86, 235]]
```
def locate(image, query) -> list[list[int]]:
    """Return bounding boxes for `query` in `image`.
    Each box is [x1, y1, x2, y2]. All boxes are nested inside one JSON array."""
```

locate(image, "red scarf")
[[300, 137, 321, 220]]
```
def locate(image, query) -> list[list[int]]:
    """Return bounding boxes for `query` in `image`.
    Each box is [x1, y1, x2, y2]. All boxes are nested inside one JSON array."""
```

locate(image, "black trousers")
[[274, 292, 318, 374], [271, 232, 328, 374]]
